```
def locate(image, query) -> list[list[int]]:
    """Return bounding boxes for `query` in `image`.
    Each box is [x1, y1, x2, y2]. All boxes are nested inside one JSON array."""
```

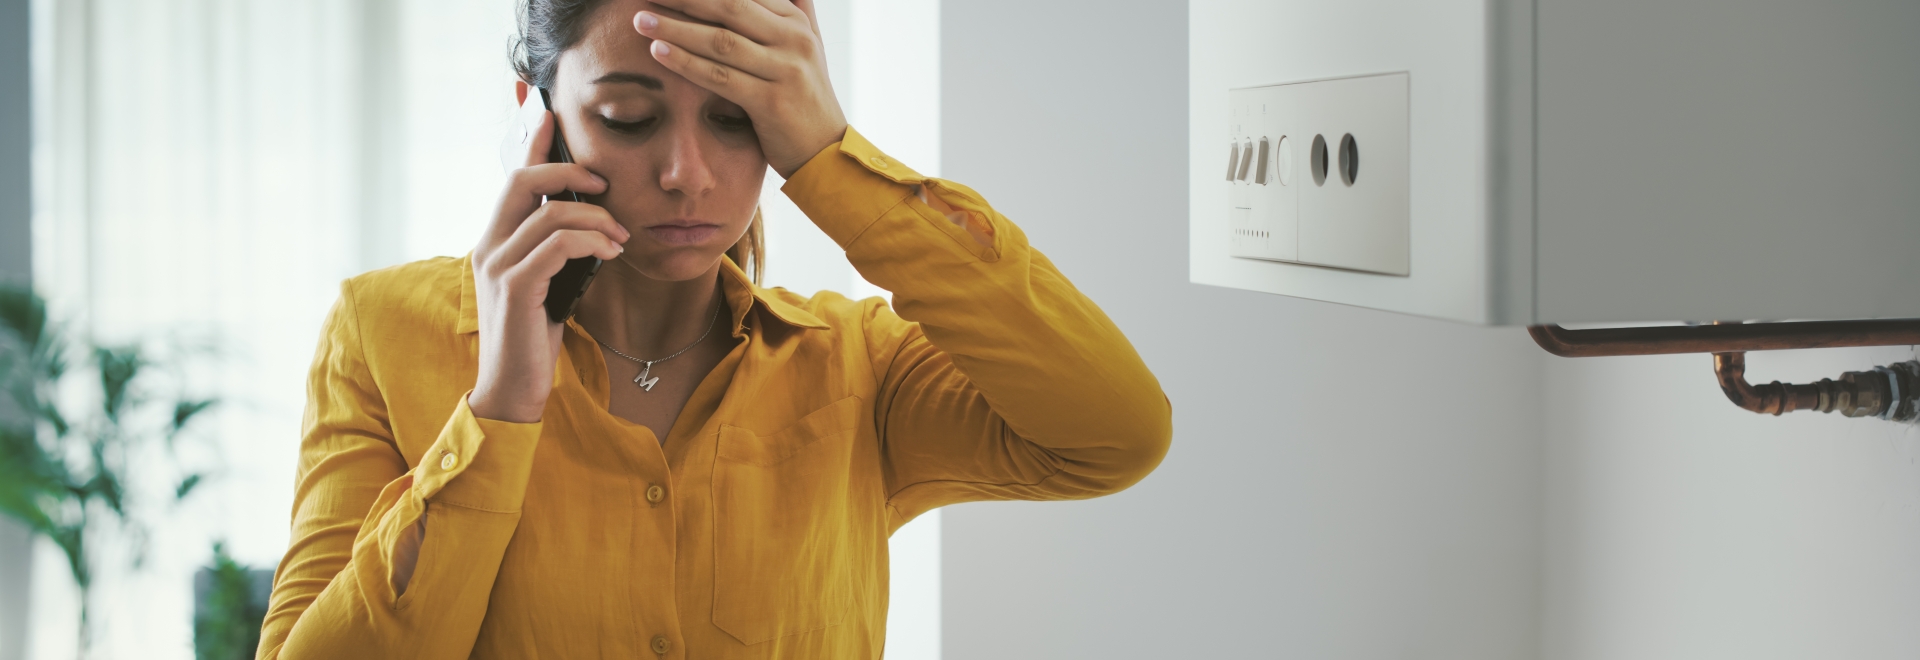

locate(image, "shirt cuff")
[[412, 392, 542, 513], [781, 126, 926, 249]]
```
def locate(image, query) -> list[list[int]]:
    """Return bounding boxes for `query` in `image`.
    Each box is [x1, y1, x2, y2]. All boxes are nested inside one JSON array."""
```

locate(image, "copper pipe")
[[1714, 352, 1841, 415], [1712, 352, 1919, 420], [1528, 319, 1920, 358]]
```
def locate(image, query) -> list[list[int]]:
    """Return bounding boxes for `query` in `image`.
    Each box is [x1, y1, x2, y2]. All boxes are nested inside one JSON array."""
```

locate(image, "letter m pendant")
[[633, 362, 660, 392]]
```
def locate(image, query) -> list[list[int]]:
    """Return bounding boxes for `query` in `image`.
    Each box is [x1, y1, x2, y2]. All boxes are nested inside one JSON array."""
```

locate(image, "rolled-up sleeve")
[[258, 280, 541, 660], [781, 127, 1174, 531]]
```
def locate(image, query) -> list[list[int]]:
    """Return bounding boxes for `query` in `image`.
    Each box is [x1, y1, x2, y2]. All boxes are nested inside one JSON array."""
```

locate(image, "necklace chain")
[[594, 293, 723, 392]]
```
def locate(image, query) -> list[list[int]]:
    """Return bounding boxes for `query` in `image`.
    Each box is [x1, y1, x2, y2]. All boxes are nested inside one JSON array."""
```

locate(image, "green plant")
[[0, 285, 218, 657], [194, 542, 268, 660]]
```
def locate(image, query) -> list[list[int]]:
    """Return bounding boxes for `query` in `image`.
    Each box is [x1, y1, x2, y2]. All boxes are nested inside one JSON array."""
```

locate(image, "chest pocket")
[[712, 396, 864, 645]]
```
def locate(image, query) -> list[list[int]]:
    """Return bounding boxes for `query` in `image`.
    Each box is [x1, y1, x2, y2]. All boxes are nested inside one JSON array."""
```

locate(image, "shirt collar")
[[457, 254, 829, 336]]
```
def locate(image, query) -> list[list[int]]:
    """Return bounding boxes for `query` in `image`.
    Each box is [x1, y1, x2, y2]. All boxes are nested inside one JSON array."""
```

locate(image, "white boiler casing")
[[1189, 0, 1920, 325]]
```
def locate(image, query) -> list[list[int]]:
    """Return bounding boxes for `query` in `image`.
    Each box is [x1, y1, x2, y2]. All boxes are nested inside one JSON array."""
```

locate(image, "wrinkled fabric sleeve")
[[781, 127, 1174, 532], [257, 279, 542, 659]]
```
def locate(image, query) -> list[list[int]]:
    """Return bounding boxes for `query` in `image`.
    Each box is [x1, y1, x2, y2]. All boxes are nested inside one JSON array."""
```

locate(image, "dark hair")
[[511, 0, 766, 283], [510, 0, 604, 91]]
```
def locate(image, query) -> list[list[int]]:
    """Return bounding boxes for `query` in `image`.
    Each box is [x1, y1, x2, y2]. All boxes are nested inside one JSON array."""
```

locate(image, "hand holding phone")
[[500, 88, 605, 324], [468, 87, 627, 423]]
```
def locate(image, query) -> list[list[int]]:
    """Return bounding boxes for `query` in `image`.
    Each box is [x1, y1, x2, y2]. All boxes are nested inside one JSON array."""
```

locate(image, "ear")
[[515, 79, 531, 106]]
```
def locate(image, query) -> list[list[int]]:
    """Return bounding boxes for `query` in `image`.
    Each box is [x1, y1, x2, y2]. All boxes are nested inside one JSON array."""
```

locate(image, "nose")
[[657, 120, 717, 196]]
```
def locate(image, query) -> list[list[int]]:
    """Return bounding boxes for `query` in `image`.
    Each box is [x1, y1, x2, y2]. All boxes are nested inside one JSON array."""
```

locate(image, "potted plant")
[[0, 286, 219, 657]]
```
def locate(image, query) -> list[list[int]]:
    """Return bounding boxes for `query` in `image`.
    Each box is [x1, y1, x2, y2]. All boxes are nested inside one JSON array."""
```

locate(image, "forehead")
[[559, 0, 710, 84]]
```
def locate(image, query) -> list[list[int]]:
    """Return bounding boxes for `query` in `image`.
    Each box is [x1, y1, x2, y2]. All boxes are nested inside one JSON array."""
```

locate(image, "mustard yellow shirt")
[[259, 128, 1172, 659]]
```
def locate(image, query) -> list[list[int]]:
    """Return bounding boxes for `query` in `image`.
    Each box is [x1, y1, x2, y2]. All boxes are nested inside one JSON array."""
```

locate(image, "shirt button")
[[646, 484, 665, 504], [439, 453, 458, 471], [651, 635, 671, 654], [868, 155, 889, 169]]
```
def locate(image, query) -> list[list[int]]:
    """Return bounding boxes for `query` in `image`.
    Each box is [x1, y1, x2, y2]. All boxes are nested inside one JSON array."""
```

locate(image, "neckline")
[[564, 317, 750, 454]]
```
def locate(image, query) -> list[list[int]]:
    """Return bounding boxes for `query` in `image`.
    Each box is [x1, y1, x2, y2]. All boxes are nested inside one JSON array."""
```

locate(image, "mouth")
[[643, 220, 721, 246]]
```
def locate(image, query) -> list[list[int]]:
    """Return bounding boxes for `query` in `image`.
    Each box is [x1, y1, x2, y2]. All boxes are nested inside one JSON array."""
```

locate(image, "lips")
[[644, 222, 720, 246]]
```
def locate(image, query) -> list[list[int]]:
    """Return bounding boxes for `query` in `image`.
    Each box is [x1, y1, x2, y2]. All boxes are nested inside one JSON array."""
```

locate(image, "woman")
[[258, 0, 1170, 657]]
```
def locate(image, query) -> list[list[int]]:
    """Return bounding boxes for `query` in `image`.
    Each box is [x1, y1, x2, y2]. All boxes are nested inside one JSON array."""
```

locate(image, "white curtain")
[[27, 0, 939, 657], [30, 0, 525, 657]]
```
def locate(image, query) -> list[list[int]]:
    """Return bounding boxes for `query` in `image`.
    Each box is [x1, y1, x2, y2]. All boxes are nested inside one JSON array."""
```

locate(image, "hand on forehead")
[[608, 0, 721, 38], [560, 0, 714, 94]]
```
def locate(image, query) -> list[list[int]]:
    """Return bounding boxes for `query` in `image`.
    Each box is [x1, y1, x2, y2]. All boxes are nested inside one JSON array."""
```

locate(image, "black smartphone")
[[502, 87, 603, 324]]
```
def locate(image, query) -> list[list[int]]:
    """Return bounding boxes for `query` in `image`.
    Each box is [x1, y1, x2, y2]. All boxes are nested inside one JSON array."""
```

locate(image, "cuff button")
[[868, 155, 890, 169], [439, 452, 458, 471]]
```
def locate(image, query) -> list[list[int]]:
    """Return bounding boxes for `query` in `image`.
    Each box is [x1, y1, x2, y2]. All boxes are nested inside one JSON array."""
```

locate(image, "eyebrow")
[[592, 72, 664, 90]]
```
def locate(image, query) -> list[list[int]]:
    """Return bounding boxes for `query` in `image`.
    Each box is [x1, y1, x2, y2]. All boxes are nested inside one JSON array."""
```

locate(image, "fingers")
[[496, 201, 629, 268], [786, 0, 820, 36], [637, 11, 790, 81], [746, 0, 804, 19], [648, 39, 765, 104], [645, 0, 795, 44], [488, 163, 610, 240], [506, 163, 608, 203], [509, 229, 625, 291]]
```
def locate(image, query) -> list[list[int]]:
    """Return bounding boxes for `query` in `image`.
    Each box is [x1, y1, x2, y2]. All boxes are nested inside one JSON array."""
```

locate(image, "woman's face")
[[547, 0, 766, 282]]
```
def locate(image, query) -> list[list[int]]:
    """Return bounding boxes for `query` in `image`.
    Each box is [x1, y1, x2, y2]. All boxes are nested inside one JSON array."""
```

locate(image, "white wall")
[[1544, 347, 1920, 660], [940, 2, 1542, 657], [939, 1, 1920, 659]]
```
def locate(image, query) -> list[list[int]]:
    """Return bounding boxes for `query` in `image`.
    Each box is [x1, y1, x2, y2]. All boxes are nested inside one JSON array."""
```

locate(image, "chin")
[[629, 247, 731, 282]]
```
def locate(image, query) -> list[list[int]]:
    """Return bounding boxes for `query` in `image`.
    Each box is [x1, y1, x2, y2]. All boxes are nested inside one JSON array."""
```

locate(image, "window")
[[25, 0, 941, 657]]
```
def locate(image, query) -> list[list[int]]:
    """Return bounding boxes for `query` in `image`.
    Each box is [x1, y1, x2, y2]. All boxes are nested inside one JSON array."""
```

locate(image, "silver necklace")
[[595, 297, 723, 392]]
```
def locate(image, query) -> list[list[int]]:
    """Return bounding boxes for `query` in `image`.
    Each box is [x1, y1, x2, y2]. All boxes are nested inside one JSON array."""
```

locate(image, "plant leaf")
[[0, 287, 47, 348], [36, 401, 68, 437], [94, 345, 143, 422], [171, 399, 216, 434], [175, 473, 204, 500], [196, 540, 268, 660], [83, 444, 126, 518]]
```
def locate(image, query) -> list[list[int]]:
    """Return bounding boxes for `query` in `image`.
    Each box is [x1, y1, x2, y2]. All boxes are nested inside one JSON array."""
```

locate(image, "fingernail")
[[651, 41, 670, 57], [636, 12, 658, 31], [591, 173, 608, 186]]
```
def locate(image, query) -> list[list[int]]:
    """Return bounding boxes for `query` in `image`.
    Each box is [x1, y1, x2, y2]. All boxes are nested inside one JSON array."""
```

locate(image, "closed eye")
[[600, 116, 658, 135], [709, 113, 753, 132]]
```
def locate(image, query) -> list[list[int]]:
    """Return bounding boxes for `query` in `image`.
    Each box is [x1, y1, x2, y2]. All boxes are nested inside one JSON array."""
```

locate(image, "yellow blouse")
[[258, 127, 1172, 659]]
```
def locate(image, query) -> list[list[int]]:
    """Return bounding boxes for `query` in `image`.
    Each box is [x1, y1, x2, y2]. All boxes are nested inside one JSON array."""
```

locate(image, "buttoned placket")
[[541, 255, 805, 657], [555, 320, 692, 658]]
